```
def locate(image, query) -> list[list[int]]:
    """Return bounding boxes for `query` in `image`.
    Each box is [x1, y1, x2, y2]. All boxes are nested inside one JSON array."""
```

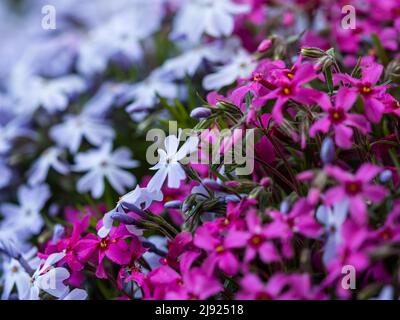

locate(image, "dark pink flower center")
[[379, 228, 392, 241], [345, 181, 362, 195], [215, 244, 224, 254], [329, 108, 346, 124], [256, 291, 272, 300], [359, 83, 372, 95], [249, 234, 264, 248]]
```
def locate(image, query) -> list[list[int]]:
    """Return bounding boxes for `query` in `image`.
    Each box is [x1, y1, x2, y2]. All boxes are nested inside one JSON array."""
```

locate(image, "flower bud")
[[280, 200, 290, 214], [257, 39, 273, 53], [301, 47, 326, 59], [164, 200, 182, 209], [203, 178, 225, 191], [190, 107, 212, 119], [379, 170, 393, 183], [260, 177, 270, 188], [224, 194, 241, 203], [320, 137, 335, 165], [52, 224, 65, 244], [110, 212, 138, 225], [120, 202, 146, 218], [224, 180, 240, 188]]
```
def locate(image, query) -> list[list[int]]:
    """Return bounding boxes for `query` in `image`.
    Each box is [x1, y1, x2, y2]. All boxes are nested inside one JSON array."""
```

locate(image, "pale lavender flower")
[[73, 142, 139, 198], [28, 147, 69, 186], [50, 112, 115, 154], [171, 0, 249, 43], [124, 70, 181, 121], [0, 184, 51, 241], [316, 200, 349, 265], [202, 49, 256, 90]]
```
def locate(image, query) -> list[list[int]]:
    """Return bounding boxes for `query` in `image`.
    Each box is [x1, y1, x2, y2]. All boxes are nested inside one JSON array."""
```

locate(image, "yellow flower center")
[[361, 86, 371, 94]]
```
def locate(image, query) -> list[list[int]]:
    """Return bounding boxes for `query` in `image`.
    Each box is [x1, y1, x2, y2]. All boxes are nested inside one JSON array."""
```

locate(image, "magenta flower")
[[45, 217, 89, 272], [165, 267, 222, 300], [225, 210, 280, 264], [265, 199, 322, 240], [323, 220, 370, 299], [324, 164, 388, 225], [254, 62, 322, 124], [335, 62, 388, 123], [371, 205, 400, 243], [76, 225, 133, 278], [310, 88, 370, 149], [236, 273, 287, 300], [230, 59, 285, 106], [194, 223, 240, 276], [237, 273, 325, 300]]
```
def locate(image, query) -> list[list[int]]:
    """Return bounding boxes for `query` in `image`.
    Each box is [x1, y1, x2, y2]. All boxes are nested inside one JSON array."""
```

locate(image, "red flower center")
[[216, 245, 224, 253], [329, 108, 346, 124], [256, 292, 272, 300], [360, 84, 372, 95], [379, 229, 392, 241], [250, 234, 264, 248], [282, 86, 291, 95], [345, 181, 362, 195]]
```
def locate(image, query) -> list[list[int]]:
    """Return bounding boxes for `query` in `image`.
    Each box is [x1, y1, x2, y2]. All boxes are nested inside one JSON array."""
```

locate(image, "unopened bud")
[[224, 180, 240, 188], [190, 107, 212, 119], [260, 177, 271, 188], [320, 137, 335, 165], [301, 47, 326, 59], [257, 39, 273, 53], [164, 200, 182, 209], [203, 178, 225, 191], [52, 224, 65, 244], [120, 202, 146, 218], [110, 212, 138, 225], [224, 194, 241, 203], [280, 200, 290, 214], [379, 170, 393, 183]]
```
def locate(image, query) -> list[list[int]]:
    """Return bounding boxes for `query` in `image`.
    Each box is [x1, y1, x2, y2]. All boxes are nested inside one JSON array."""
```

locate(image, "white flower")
[[0, 117, 33, 154], [60, 288, 88, 300], [28, 147, 69, 186], [98, 185, 163, 238], [73, 142, 139, 198], [78, 3, 164, 75], [0, 184, 51, 241], [202, 49, 256, 90], [160, 42, 231, 79], [148, 130, 199, 191], [25, 252, 70, 300], [50, 112, 115, 154], [316, 200, 349, 265], [124, 70, 181, 121], [14, 75, 86, 114], [0, 247, 39, 300], [37, 76, 86, 113], [172, 0, 249, 43]]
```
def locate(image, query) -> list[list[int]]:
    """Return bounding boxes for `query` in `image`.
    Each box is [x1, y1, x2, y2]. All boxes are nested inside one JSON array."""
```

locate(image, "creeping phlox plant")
[[0, 0, 400, 300]]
